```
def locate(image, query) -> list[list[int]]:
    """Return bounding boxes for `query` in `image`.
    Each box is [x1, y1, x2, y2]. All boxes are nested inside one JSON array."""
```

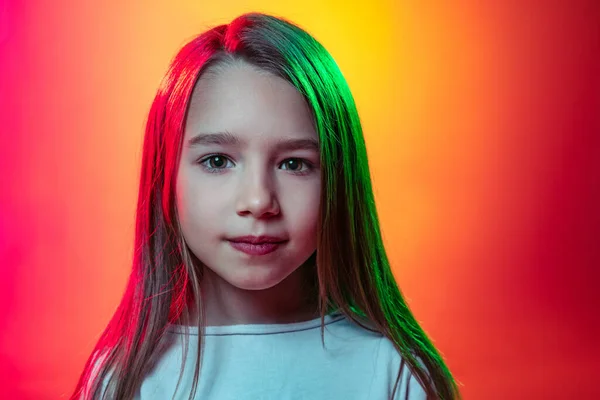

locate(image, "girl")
[[72, 12, 460, 400]]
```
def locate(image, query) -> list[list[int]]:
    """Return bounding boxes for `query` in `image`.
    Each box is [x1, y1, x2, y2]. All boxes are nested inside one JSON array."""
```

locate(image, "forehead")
[[184, 62, 317, 144]]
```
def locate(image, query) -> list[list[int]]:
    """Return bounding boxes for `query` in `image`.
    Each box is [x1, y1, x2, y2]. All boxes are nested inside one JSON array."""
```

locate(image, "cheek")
[[176, 173, 224, 234], [284, 184, 321, 238]]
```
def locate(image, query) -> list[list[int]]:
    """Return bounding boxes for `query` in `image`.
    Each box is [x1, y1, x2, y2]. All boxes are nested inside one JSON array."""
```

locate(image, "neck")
[[182, 261, 320, 327]]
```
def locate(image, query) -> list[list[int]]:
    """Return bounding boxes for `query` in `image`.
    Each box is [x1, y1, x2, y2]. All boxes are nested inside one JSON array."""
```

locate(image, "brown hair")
[[71, 12, 459, 400]]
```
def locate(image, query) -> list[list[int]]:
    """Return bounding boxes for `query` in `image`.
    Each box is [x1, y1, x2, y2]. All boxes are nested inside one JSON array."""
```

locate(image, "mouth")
[[227, 240, 286, 256], [227, 235, 287, 244]]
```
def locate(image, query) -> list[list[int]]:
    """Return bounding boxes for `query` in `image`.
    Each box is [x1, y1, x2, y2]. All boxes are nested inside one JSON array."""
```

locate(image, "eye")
[[198, 154, 234, 173], [280, 158, 313, 175], [197, 155, 314, 176]]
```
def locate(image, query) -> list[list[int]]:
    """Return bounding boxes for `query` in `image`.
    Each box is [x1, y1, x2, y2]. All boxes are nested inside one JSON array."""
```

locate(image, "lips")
[[227, 235, 286, 244], [228, 240, 284, 256]]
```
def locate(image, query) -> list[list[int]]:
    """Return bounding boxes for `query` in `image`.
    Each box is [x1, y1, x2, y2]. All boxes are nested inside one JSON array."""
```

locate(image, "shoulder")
[[79, 349, 112, 399], [377, 335, 430, 400], [329, 315, 430, 399]]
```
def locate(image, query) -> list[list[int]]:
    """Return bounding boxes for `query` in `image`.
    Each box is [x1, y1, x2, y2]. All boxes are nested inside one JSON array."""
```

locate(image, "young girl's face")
[[176, 61, 321, 292]]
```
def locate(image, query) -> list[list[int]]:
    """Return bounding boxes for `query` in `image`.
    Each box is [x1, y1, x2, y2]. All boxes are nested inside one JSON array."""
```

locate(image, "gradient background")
[[0, 1, 599, 399]]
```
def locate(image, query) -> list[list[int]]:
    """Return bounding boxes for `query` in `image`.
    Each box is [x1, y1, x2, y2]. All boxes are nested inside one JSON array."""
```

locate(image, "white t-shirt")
[[95, 312, 427, 399]]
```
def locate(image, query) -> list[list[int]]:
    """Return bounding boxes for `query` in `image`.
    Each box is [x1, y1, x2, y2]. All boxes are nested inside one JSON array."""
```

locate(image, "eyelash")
[[197, 154, 315, 176]]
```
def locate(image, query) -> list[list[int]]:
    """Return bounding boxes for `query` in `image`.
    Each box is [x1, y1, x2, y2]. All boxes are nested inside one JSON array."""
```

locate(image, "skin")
[[176, 61, 321, 326]]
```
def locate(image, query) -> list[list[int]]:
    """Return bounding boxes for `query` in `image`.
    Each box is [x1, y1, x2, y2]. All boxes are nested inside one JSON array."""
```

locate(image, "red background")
[[0, 1, 598, 398]]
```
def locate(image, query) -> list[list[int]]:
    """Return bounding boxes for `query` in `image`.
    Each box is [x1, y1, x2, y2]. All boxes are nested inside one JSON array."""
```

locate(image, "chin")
[[231, 276, 286, 291], [225, 269, 292, 291]]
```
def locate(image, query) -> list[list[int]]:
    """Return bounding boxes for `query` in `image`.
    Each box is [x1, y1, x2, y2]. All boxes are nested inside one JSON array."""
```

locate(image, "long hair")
[[71, 12, 460, 400]]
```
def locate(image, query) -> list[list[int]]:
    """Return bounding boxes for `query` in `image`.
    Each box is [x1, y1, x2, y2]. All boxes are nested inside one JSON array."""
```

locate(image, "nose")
[[235, 168, 280, 218]]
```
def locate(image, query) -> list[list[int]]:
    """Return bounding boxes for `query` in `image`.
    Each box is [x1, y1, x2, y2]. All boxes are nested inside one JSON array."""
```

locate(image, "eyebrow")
[[187, 131, 320, 152]]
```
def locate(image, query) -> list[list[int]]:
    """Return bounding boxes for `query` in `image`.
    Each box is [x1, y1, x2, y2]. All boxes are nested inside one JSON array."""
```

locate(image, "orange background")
[[0, 1, 598, 399]]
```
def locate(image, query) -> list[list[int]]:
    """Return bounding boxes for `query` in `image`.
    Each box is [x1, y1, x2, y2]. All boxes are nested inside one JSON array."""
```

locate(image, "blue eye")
[[197, 154, 314, 176]]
